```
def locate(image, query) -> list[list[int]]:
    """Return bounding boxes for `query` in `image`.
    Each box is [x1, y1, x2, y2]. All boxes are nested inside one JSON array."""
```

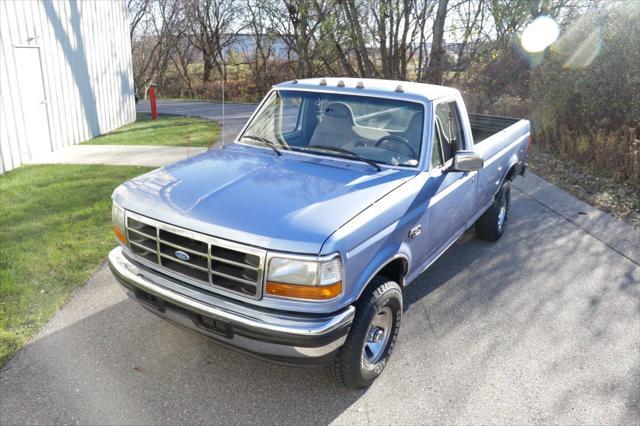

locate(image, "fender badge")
[[409, 225, 422, 239]]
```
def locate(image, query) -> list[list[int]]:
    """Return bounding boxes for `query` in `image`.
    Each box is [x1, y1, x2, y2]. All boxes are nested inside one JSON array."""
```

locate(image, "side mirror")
[[450, 150, 483, 172]]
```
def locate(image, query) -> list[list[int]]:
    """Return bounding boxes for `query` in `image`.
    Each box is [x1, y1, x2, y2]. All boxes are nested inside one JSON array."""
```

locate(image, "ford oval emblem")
[[174, 250, 190, 261]]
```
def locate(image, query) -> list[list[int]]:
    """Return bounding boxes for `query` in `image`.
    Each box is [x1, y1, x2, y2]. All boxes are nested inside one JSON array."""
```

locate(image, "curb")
[[513, 172, 640, 265]]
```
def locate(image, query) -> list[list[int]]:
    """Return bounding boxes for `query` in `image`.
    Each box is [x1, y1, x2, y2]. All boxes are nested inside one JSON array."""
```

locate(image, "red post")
[[149, 85, 158, 120]]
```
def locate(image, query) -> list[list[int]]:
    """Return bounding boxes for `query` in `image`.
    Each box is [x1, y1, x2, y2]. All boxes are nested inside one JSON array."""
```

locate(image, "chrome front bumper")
[[108, 246, 354, 366]]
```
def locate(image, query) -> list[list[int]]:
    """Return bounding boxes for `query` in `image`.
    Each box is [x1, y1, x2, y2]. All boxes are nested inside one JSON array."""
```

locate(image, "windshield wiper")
[[298, 145, 382, 172], [241, 135, 283, 156]]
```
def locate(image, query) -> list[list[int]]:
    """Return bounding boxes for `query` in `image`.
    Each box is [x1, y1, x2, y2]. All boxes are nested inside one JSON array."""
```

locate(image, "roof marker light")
[[292, 79, 298, 84], [395, 84, 404, 93], [337, 80, 345, 87], [319, 79, 327, 86], [356, 81, 364, 89]]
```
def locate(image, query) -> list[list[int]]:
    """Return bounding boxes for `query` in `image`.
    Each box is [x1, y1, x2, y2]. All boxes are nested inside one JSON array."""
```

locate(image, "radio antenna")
[[221, 48, 226, 148]]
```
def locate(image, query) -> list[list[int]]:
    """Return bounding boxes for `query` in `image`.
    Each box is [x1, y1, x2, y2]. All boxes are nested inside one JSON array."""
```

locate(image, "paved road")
[[136, 100, 257, 145], [2, 102, 639, 424]]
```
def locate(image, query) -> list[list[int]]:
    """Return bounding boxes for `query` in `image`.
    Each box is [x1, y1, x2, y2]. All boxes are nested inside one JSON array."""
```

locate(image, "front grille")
[[125, 211, 265, 299]]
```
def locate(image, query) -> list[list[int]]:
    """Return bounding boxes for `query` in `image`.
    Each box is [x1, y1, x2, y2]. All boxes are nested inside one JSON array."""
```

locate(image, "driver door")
[[414, 100, 477, 268]]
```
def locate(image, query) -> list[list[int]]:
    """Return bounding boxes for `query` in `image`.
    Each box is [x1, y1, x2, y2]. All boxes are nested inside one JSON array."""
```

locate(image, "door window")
[[431, 124, 444, 169], [280, 94, 303, 134], [434, 101, 464, 165]]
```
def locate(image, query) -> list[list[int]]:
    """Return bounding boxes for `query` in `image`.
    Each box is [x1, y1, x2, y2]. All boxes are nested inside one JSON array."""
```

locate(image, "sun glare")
[[521, 16, 560, 53]]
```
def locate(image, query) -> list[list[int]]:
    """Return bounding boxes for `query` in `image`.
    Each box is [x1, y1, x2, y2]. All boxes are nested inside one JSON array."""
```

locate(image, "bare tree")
[[128, 0, 151, 40], [258, 0, 325, 78], [448, 0, 490, 82], [313, 3, 355, 75], [187, 0, 243, 83], [337, 0, 375, 77], [170, 29, 198, 98], [240, 0, 279, 94], [424, 0, 449, 84], [126, 0, 591, 104], [129, 0, 185, 98], [312, 0, 433, 80], [414, 0, 436, 82], [369, 0, 420, 79]]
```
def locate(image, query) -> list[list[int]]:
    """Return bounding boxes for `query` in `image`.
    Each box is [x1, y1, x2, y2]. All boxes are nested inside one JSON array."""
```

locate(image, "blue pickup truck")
[[109, 78, 530, 388]]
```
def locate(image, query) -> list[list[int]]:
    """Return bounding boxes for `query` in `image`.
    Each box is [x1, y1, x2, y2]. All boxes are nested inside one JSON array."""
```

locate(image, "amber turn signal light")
[[265, 281, 342, 300], [113, 224, 126, 245]]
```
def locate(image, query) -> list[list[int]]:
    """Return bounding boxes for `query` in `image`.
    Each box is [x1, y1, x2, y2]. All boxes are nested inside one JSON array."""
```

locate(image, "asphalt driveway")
[[136, 100, 257, 145], [1, 101, 638, 424]]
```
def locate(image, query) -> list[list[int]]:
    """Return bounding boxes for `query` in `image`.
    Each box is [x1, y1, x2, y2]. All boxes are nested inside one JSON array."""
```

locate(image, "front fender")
[[322, 173, 428, 305], [354, 249, 411, 299]]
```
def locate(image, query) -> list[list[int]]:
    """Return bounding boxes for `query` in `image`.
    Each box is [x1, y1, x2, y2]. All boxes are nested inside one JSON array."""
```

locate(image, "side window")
[[434, 101, 464, 163], [280, 95, 303, 134], [431, 123, 444, 169]]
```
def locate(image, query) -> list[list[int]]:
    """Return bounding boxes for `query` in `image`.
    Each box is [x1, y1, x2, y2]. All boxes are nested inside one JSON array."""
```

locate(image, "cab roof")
[[273, 77, 458, 103]]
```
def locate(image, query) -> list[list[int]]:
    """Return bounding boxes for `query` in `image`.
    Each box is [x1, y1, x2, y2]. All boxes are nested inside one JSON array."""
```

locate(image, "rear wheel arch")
[[476, 180, 511, 241], [505, 162, 519, 182], [492, 162, 519, 201]]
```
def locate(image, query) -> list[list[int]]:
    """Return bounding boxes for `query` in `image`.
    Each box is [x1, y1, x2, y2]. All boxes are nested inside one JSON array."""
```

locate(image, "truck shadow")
[[1, 296, 365, 424]]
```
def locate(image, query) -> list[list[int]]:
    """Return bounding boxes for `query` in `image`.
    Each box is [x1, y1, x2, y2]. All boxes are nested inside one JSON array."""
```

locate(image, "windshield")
[[238, 90, 424, 167]]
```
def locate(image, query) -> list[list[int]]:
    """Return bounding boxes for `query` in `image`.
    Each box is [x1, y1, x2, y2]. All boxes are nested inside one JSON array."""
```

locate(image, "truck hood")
[[113, 146, 417, 253]]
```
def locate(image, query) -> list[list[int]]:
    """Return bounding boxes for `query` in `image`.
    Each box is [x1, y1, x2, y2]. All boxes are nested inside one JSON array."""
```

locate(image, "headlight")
[[112, 202, 126, 245], [265, 255, 342, 300]]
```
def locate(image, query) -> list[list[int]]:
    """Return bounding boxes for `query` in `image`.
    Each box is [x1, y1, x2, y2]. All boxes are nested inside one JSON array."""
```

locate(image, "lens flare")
[[551, 11, 603, 69], [521, 16, 560, 53]]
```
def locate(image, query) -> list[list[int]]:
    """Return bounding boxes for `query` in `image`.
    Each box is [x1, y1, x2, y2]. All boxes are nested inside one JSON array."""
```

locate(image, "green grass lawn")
[[0, 164, 152, 366], [83, 113, 220, 148]]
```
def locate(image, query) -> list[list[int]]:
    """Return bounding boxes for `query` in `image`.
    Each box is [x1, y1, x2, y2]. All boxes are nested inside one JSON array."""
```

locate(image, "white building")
[[0, 0, 135, 174]]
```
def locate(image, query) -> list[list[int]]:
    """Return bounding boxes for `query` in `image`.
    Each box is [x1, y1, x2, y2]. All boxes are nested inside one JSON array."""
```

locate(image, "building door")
[[14, 47, 52, 158]]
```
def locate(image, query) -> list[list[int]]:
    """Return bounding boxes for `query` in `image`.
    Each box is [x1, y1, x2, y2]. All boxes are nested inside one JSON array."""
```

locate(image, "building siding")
[[0, 0, 135, 174]]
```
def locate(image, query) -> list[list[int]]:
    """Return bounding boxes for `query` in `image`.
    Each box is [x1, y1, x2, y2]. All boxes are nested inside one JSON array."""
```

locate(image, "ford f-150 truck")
[[108, 78, 530, 388]]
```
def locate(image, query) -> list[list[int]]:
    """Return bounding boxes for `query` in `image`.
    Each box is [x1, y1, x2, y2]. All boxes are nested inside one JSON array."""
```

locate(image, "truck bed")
[[469, 113, 520, 144]]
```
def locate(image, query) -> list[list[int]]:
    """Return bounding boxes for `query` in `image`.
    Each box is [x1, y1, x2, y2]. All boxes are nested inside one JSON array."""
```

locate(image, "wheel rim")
[[362, 306, 393, 366], [497, 199, 507, 232]]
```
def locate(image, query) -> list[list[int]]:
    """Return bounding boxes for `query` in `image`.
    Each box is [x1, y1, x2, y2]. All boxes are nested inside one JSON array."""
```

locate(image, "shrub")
[[536, 126, 639, 190], [531, 5, 639, 131]]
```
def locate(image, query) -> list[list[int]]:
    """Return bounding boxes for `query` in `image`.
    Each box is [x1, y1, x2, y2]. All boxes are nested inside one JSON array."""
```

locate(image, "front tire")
[[475, 180, 511, 241], [331, 277, 402, 389]]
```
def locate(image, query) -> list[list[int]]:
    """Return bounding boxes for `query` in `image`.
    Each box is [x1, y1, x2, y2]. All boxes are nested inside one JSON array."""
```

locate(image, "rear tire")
[[475, 180, 511, 241], [331, 277, 402, 389]]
